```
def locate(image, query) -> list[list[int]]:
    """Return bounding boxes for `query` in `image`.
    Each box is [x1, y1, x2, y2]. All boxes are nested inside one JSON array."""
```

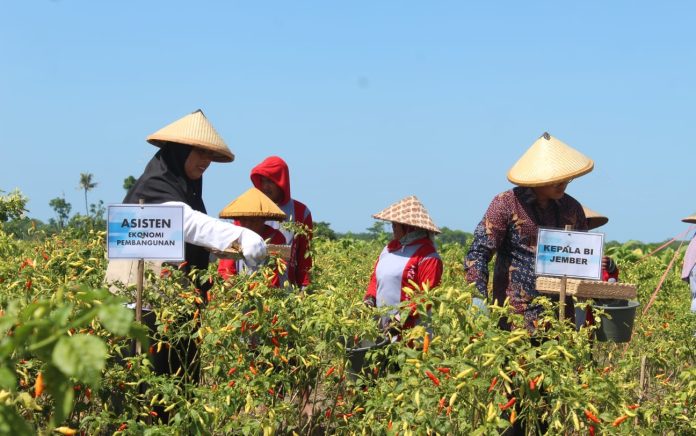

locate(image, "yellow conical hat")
[[372, 195, 440, 234], [582, 206, 608, 230], [219, 188, 286, 220], [147, 109, 234, 162], [507, 132, 594, 187], [682, 213, 696, 224]]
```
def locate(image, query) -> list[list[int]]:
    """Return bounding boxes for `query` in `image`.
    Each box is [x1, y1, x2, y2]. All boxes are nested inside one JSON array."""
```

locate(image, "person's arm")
[[163, 201, 266, 265], [417, 256, 443, 290], [464, 196, 510, 300], [363, 259, 379, 307]]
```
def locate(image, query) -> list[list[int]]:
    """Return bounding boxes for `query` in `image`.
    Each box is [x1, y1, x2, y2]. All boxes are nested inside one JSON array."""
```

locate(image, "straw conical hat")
[[147, 109, 234, 162], [219, 188, 286, 220], [507, 132, 594, 187], [682, 213, 696, 224], [372, 196, 440, 234], [583, 206, 608, 230]]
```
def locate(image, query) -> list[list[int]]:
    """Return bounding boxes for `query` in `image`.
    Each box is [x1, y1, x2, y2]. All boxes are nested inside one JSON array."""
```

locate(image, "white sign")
[[107, 204, 185, 260], [535, 228, 604, 280]]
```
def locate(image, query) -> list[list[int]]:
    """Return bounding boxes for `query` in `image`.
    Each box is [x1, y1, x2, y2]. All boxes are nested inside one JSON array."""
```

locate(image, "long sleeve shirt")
[[464, 187, 587, 327]]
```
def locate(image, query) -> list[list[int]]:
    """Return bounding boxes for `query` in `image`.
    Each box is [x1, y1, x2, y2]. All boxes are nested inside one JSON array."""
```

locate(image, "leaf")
[[98, 304, 134, 336], [52, 334, 107, 387], [45, 365, 74, 424], [0, 367, 16, 390], [0, 405, 34, 435]]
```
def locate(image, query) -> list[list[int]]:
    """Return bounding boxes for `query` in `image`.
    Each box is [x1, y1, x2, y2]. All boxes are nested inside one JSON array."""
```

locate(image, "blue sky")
[[1, 1, 694, 243]]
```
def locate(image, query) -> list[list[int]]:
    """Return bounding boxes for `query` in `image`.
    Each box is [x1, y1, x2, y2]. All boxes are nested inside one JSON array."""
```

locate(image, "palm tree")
[[78, 173, 97, 215]]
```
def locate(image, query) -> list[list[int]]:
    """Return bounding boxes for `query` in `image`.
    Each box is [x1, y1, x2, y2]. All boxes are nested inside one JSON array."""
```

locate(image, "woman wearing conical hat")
[[218, 188, 288, 287], [681, 213, 696, 312], [465, 132, 591, 330], [117, 110, 267, 393], [363, 196, 443, 336]]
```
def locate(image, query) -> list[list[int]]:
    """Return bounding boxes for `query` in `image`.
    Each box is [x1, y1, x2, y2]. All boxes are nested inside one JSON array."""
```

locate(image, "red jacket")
[[218, 224, 287, 287], [251, 156, 313, 287], [365, 237, 443, 330]]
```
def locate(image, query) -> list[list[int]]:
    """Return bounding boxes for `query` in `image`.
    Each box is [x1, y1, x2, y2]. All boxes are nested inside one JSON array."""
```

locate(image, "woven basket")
[[536, 277, 637, 299], [210, 244, 291, 261]]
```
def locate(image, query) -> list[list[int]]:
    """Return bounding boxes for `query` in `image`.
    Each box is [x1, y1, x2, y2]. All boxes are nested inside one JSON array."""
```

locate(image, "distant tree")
[[313, 221, 337, 240], [0, 189, 28, 223], [123, 175, 137, 192], [366, 221, 387, 239], [49, 196, 71, 229], [78, 173, 98, 215], [436, 227, 472, 246]]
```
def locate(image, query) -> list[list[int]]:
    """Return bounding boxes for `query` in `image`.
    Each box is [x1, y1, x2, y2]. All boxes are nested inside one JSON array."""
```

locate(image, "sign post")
[[107, 203, 185, 354], [535, 227, 604, 322]]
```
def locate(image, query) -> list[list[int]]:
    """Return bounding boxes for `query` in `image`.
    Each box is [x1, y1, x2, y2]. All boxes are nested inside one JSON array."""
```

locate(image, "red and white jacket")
[[251, 156, 313, 288], [365, 237, 443, 329]]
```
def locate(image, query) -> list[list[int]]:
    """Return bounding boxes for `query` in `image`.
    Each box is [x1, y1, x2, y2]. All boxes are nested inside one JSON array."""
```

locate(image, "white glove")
[[472, 297, 490, 315], [239, 228, 267, 267]]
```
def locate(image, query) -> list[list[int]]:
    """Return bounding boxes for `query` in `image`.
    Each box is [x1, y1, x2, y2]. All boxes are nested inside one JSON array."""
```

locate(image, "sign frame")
[[535, 227, 604, 280], [107, 204, 185, 261]]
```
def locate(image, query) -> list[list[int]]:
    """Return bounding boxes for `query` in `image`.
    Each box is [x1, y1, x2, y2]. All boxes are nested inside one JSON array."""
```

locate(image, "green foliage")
[[313, 221, 337, 241], [123, 176, 137, 193], [49, 196, 72, 230], [0, 189, 28, 223], [436, 226, 472, 246], [0, 225, 693, 434]]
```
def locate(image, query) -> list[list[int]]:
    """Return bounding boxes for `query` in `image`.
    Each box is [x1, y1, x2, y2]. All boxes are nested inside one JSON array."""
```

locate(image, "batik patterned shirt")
[[465, 187, 587, 328]]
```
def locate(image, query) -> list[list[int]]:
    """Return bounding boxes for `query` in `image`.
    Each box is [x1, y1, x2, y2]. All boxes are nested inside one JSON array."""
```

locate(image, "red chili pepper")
[[488, 376, 498, 392], [177, 261, 188, 270], [612, 415, 628, 427], [325, 366, 335, 377], [268, 388, 275, 396], [436, 367, 451, 374], [529, 377, 537, 391], [271, 337, 280, 347], [227, 367, 237, 376], [499, 397, 516, 410], [425, 370, 441, 386], [325, 408, 332, 418], [34, 372, 44, 398], [25, 279, 32, 290], [589, 425, 595, 436], [271, 314, 278, 325], [585, 410, 601, 424], [117, 423, 127, 432], [249, 364, 258, 375], [149, 410, 158, 417], [438, 396, 446, 413], [227, 380, 235, 387], [627, 404, 639, 410], [41, 251, 49, 261]]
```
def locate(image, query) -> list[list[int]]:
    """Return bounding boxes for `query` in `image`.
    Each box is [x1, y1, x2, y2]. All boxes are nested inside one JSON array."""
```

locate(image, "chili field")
[[0, 225, 694, 435]]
